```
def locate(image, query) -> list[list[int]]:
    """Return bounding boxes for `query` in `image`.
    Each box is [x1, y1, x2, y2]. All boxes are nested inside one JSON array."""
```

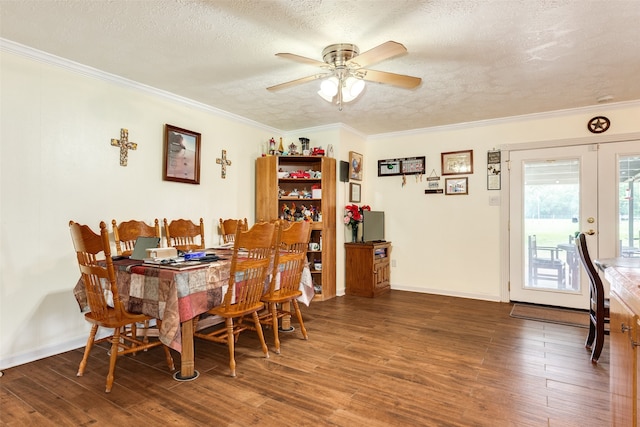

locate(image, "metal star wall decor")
[[587, 116, 610, 134]]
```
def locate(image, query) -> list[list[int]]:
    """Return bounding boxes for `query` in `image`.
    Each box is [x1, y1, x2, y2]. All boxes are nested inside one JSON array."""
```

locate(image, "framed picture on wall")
[[350, 182, 361, 203], [349, 151, 363, 181], [445, 177, 468, 195], [441, 150, 473, 175], [163, 124, 201, 184], [487, 150, 501, 190]]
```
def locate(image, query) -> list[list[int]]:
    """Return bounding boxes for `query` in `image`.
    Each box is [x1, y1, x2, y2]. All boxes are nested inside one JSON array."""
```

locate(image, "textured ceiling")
[[1, 0, 639, 135]]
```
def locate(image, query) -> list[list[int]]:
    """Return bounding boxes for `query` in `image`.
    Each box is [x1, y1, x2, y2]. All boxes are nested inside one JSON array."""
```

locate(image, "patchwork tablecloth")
[[74, 258, 229, 351]]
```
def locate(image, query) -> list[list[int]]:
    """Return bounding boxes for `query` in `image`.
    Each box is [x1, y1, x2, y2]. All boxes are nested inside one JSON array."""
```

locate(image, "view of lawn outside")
[[522, 156, 640, 290]]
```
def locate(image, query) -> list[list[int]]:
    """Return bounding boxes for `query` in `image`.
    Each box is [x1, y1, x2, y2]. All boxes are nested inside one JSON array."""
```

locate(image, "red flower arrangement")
[[344, 204, 371, 227]]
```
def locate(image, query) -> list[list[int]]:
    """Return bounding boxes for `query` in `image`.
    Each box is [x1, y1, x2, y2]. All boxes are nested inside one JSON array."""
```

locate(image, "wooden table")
[[596, 257, 640, 271], [596, 257, 640, 426], [74, 256, 230, 380], [74, 252, 315, 381]]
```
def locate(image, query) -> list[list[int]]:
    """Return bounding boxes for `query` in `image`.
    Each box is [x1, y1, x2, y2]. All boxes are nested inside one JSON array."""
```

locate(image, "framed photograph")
[[349, 151, 363, 181], [487, 150, 501, 190], [349, 182, 361, 203], [441, 150, 473, 175], [378, 156, 425, 177], [445, 177, 468, 195], [163, 124, 201, 184]]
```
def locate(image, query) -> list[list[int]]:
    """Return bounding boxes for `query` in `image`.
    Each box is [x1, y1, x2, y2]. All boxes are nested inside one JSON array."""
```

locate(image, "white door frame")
[[499, 131, 640, 302]]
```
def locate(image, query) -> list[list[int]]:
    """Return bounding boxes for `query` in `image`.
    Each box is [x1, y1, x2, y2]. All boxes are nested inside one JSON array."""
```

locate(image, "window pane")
[[523, 159, 580, 291], [619, 155, 640, 256]]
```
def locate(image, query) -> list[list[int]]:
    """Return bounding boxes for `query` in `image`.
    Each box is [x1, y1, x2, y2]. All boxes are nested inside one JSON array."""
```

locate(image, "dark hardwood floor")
[[0, 291, 610, 426]]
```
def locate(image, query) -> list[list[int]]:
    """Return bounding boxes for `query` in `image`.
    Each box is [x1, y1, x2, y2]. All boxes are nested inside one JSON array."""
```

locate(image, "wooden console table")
[[598, 257, 640, 426], [345, 242, 391, 297]]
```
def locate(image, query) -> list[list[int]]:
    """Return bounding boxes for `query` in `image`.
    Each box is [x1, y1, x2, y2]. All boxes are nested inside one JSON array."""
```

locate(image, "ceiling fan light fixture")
[[317, 89, 334, 103], [271, 40, 419, 110], [320, 77, 339, 98], [342, 77, 365, 102]]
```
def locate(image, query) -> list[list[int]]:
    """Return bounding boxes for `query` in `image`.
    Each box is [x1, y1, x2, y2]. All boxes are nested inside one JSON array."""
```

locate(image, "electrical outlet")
[[391, 259, 397, 267]]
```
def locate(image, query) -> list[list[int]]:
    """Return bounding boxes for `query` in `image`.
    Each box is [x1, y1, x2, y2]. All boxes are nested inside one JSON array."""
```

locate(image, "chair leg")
[[591, 322, 605, 363], [252, 311, 270, 360], [225, 317, 236, 377], [105, 328, 121, 393], [161, 346, 175, 371], [156, 320, 175, 371], [271, 302, 281, 354], [77, 324, 98, 377], [140, 320, 150, 345], [585, 318, 596, 349], [292, 300, 308, 340], [557, 267, 562, 287]]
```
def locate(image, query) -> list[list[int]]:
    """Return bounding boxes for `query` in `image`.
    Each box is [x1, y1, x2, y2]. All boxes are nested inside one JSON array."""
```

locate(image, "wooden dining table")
[[74, 255, 229, 380], [73, 249, 314, 381]]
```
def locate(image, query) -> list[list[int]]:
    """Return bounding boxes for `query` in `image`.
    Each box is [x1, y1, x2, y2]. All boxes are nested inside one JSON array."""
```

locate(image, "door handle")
[[584, 229, 596, 235]]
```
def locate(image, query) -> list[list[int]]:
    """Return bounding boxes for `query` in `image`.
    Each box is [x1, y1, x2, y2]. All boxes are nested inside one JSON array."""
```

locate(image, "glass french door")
[[509, 141, 640, 309]]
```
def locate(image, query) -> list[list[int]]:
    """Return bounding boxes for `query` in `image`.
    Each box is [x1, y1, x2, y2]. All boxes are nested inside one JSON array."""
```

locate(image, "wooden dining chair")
[[575, 232, 610, 363], [112, 219, 161, 256], [69, 220, 174, 392], [260, 220, 312, 354], [193, 221, 276, 376], [219, 217, 249, 244], [163, 217, 205, 251], [112, 219, 162, 339]]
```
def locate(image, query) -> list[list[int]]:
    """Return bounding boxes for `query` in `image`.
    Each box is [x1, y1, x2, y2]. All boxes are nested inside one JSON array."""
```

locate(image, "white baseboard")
[[0, 329, 111, 371], [390, 285, 502, 302]]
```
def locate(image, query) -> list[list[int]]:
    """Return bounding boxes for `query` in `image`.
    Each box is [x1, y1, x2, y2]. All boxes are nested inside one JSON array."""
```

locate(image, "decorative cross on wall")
[[216, 149, 232, 179], [110, 128, 137, 166]]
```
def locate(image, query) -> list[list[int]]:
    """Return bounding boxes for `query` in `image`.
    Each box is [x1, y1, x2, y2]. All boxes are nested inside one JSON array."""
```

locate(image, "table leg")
[[279, 301, 294, 332], [172, 319, 199, 381]]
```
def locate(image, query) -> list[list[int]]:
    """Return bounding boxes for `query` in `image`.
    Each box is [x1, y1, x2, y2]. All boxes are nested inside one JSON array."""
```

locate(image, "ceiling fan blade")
[[347, 41, 407, 68], [275, 53, 328, 68], [267, 73, 331, 92], [359, 69, 421, 89]]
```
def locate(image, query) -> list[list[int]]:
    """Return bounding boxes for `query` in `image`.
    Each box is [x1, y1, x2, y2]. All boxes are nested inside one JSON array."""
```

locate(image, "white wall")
[[0, 48, 278, 368], [2, 43, 640, 370], [365, 103, 640, 300]]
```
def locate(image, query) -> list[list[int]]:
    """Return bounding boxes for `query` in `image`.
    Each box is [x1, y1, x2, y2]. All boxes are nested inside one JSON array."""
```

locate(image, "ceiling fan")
[[267, 41, 421, 110]]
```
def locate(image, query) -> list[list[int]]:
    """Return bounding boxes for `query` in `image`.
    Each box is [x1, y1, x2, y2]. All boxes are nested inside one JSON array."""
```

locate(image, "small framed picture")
[[445, 177, 468, 195], [441, 150, 473, 175], [487, 150, 501, 190], [349, 151, 363, 181], [163, 124, 201, 184], [349, 182, 361, 203]]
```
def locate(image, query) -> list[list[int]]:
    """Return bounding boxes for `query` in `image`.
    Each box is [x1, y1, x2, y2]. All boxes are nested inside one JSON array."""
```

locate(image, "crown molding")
[[0, 38, 280, 134], [283, 122, 367, 139], [368, 99, 640, 140]]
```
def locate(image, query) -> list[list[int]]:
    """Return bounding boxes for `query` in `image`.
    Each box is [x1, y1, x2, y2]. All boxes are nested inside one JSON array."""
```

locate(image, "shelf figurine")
[[269, 137, 276, 155]]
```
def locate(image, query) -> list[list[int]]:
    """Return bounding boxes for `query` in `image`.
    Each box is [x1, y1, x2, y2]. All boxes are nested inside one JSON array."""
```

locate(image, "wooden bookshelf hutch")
[[255, 155, 336, 301]]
